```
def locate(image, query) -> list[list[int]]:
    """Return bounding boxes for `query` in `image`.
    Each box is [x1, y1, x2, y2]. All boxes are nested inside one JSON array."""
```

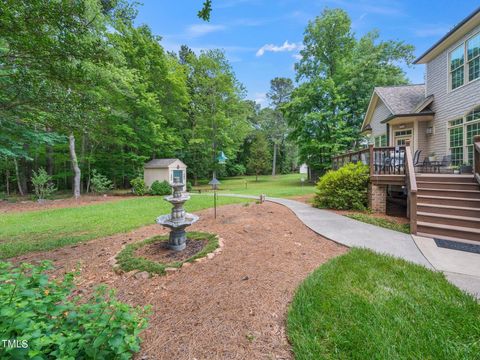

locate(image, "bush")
[[130, 177, 147, 196], [0, 261, 150, 359], [149, 180, 172, 196], [186, 181, 193, 192], [313, 162, 369, 210], [90, 169, 113, 194], [31, 167, 56, 201]]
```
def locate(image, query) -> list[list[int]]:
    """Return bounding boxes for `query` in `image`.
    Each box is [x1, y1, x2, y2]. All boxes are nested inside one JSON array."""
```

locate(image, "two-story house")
[[362, 6, 480, 166], [335, 7, 480, 242]]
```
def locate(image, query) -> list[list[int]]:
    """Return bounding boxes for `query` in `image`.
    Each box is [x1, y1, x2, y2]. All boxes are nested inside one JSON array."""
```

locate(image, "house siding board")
[[370, 101, 391, 137], [416, 121, 429, 161], [426, 24, 480, 159]]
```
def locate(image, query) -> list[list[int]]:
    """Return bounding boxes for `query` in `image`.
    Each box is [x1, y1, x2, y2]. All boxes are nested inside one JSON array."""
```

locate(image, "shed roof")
[[144, 158, 185, 169], [375, 84, 426, 115]]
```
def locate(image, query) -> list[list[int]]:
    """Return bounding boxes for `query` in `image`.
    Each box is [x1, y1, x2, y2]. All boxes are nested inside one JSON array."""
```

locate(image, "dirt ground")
[[0, 194, 132, 214], [11, 202, 347, 360]]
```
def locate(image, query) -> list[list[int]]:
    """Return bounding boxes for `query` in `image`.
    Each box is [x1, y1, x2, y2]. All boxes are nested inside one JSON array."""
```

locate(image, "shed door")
[[172, 170, 183, 183]]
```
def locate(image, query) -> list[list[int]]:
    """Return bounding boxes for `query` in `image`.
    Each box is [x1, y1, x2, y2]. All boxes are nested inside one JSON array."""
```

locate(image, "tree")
[[285, 8, 414, 177], [265, 77, 294, 176], [247, 133, 271, 181]]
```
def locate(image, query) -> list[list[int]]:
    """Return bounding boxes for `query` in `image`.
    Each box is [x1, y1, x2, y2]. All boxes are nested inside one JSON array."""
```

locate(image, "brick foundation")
[[368, 183, 387, 213]]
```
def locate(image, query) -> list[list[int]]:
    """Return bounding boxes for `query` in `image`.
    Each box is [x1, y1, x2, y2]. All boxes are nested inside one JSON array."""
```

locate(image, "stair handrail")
[[474, 135, 480, 186], [405, 143, 417, 234]]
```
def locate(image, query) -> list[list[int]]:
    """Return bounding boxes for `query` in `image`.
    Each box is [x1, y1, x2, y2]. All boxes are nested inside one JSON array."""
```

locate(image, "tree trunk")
[[46, 144, 54, 176], [272, 143, 277, 176], [13, 158, 24, 196], [69, 133, 81, 199], [5, 166, 10, 196]]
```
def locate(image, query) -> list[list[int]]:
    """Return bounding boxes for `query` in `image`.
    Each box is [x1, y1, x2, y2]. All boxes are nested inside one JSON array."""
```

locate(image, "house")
[[299, 163, 308, 174], [144, 159, 187, 189], [334, 6, 480, 242]]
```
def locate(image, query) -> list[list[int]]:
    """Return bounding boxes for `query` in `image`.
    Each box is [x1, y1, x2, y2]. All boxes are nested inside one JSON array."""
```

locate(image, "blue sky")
[[135, 0, 479, 106]]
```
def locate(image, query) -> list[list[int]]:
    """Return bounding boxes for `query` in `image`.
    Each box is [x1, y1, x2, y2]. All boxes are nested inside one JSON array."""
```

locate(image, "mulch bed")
[[0, 194, 131, 214], [135, 238, 208, 263], [10, 202, 347, 359]]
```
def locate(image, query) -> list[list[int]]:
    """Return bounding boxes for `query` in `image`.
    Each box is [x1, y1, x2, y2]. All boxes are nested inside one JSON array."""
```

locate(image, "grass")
[[346, 213, 410, 234], [287, 248, 480, 360], [0, 195, 250, 259], [116, 232, 218, 275], [193, 173, 314, 198]]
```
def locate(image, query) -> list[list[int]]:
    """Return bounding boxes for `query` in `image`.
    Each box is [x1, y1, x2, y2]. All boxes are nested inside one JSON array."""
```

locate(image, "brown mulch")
[[0, 194, 132, 214], [11, 202, 347, 360], [136, 238, 208, 263]]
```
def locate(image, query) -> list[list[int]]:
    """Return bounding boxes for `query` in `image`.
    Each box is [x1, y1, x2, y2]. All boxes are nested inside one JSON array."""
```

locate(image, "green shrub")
[[0, 261, 150, 359], [130, 177, 147, 196], [116, 232, 218, 275], [313, 162, 369, 210], [31, 167, 56, 201], [90, 169, 113, 194], [186, 181, 193, 192], [149, 180, 172, 196]]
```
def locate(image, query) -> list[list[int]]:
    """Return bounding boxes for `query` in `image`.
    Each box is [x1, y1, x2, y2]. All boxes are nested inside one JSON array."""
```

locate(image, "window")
[[394, 129, 412, 137], [450, 45, 464, 89], [449, 32, 480, 90], [448, 106, 480, 165], [449, 119, 463, 165], [467, 33, 480, 82], [374, 134, 387, 147]]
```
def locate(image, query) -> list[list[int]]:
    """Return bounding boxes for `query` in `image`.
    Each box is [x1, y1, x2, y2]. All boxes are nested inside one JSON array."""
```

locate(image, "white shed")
[[144, 159, 187, 189], [299, 163, 308, 174]]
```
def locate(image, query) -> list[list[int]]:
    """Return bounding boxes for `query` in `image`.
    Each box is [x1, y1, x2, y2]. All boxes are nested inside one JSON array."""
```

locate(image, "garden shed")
[[144, 159, 187, 189]]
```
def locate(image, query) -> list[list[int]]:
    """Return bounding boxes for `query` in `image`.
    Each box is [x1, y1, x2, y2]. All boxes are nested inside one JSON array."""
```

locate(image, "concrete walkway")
[[198, 193, 480, 298]]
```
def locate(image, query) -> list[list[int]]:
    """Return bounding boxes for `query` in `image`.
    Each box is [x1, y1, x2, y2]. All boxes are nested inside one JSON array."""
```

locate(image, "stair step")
[[415, 174, 475, 183], [417, 222, 480, 242], [417, 212, 480, 229], [417, 195, 480, 208], [417, 188, 480, 199], [417, 181, 480, 190], [417, 203, 480, 217]]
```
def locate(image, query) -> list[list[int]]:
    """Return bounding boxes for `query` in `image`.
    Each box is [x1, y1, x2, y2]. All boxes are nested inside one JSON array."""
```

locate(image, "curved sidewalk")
[[206, 193, 432, 268]]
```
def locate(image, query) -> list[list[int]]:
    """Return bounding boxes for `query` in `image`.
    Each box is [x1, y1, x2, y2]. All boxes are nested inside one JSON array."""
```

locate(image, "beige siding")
[[370, 101, 391, 137], [425, 24, 480, 158], [416, 121, 430, 162], [144, 168, 169, 187]]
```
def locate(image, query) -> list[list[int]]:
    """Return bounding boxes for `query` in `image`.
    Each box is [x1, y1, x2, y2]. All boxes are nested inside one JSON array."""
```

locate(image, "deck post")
[[369, 144, 374, 177]]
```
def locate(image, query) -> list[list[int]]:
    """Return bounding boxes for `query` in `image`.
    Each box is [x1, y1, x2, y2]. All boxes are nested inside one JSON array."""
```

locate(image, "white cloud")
[[256, 41, 300, 57], [254, 92, 268, 107], [185, 24, 226, 38], [292, 53, 302, 60]]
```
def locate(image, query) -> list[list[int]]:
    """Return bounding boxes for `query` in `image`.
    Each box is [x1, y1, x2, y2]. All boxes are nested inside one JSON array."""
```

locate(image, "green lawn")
[[0, 195, 250, 259], [346, 213, 410, 234], [287, 248, 480, 360], [194, 173, 314, 198]]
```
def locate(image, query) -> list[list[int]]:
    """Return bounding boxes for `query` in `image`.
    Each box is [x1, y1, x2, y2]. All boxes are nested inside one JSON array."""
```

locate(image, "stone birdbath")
[[156, 178, 199, 251]]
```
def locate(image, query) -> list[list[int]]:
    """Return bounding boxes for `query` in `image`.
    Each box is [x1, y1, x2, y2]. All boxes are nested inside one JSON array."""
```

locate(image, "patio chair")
[[437, 155, 451, 173]]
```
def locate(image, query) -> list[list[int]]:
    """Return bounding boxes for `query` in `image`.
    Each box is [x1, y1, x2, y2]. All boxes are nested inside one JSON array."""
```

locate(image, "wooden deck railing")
[[474, 135, 480, 185], [332, 145, 406, 175], [405, 144, 417, 234]]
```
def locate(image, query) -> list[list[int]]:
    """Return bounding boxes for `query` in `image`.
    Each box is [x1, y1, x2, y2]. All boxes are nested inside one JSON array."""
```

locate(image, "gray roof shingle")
[[144, 158, 179, 169], [375, 84, 426, 115]]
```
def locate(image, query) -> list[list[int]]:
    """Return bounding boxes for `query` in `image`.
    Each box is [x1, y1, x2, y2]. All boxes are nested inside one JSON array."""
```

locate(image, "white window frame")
[[448, 31, 480, 92], [447, 106, 480, 164]]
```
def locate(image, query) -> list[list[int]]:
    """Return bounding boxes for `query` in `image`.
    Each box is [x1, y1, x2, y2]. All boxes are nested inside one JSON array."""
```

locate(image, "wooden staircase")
[[415, 174, 480, 242]]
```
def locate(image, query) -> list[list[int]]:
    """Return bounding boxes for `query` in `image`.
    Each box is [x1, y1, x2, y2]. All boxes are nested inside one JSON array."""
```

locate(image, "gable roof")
[[414, 6, 480, 64], [144, 158, 185, 169], [361, 84, 428, 132], [375, 84, 426, 115]]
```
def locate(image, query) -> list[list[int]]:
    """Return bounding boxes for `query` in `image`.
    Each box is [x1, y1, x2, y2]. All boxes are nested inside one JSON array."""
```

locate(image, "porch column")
[[368, 182, 387, 214]]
